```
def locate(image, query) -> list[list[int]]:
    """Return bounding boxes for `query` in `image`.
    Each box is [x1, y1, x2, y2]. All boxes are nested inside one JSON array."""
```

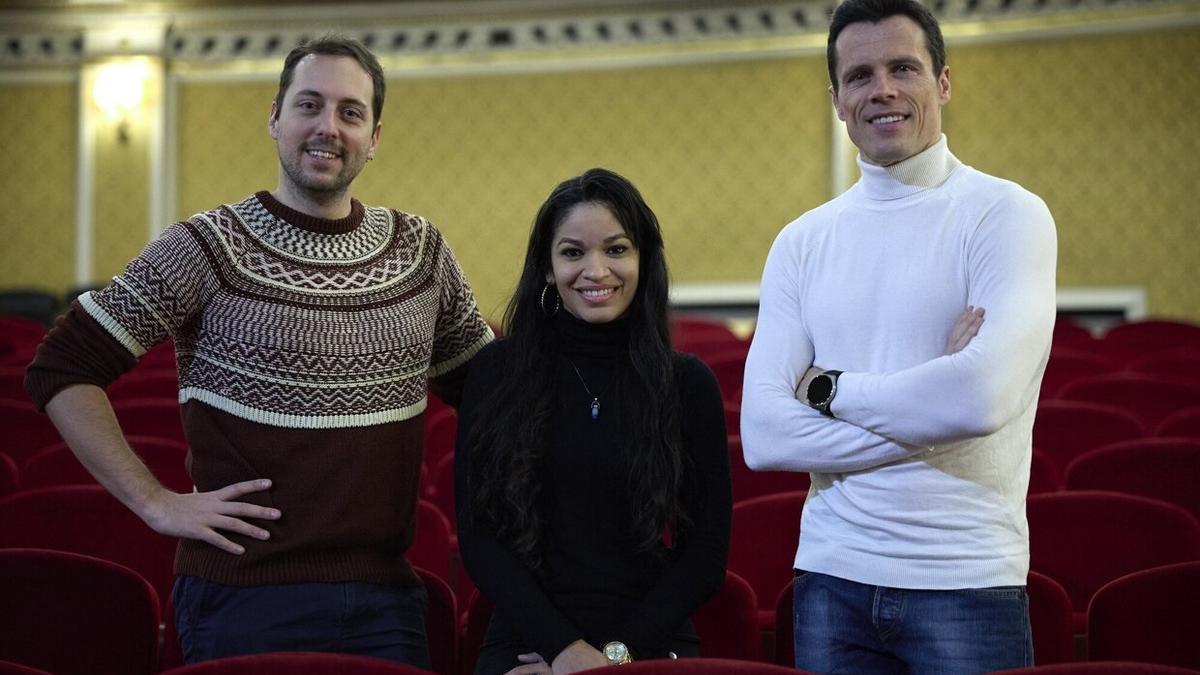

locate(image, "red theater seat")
[[1087, 561, 1200, 669]]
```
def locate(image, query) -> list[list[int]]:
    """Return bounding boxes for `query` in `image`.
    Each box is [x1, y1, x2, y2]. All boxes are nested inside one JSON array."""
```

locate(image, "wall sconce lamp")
[[92, 61, 149, 144]]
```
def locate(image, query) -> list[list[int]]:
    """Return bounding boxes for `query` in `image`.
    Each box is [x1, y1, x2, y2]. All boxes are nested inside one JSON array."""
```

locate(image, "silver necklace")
[[568, 360, 611, 420]]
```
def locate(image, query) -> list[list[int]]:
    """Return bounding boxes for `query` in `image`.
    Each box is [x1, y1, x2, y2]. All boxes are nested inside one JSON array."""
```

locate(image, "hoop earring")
[[540, 282, 561, 316]]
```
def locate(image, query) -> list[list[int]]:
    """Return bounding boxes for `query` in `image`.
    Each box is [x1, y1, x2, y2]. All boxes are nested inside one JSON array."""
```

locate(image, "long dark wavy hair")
[[468, 168, 688, 568]]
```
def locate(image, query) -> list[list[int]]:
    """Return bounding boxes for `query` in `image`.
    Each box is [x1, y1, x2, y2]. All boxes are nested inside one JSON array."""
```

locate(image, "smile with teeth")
[[306, 148, 339, 159], [869, 114, 907, 124], [578, 287, 617, 301]]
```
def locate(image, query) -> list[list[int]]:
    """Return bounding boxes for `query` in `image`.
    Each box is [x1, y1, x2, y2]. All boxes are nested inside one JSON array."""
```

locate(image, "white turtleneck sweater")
[[741, 136, 1056, 589]]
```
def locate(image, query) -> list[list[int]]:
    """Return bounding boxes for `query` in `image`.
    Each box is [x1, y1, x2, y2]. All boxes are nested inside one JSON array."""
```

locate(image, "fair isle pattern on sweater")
[[79, 192, 492, 429]]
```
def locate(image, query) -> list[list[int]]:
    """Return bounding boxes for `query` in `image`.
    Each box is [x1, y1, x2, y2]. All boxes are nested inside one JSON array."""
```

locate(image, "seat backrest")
[[1026, 491, 1200, 613], [158, 652, 432, 674], [408, 498, 452, 584], [0, 548, 160, 675], [426, 452, 456, 533], [692, 570, 760, 660], [1087, 561, 1200, 669], [111, 398, 186, 443], [0, 366, 32, 405], [670, 316, 740, 345], [1058, 373, 1200, 429], [1027, 570, 1074, 665], [1126, 350, 1200, 382], [1032, 400, 1145, 473], [413, 566, 457, 675], [1028, 449, 1062, 494], [0, 453, 17, 499], [0, 400, 63, 466], [108, 370, 181, 401], [702, 347, 750, 405], [1064, 438, 1200, 520], [773, 580, 795, 666], [422, 408, 457, 475], [1039, 347, 1117, 399], [597, 658, 802, 674], [990, 662, 1200, 674], [22, 436, 191, 492], [729, 491, 807, 619], [727, 435, 810, 505], [0, 485, 178, 611], [1155, 404, 1200, 438]]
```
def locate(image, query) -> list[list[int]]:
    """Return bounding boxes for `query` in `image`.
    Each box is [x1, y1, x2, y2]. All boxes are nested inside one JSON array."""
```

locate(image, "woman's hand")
[[504, 652, 552, 675], [551, 640, 610, 674]]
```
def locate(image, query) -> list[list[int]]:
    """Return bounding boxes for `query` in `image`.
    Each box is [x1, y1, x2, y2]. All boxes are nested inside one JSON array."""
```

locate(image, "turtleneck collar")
[[857, 134, 962, 202], [552, 308, 631, 359], [255, 190, 365, 234]]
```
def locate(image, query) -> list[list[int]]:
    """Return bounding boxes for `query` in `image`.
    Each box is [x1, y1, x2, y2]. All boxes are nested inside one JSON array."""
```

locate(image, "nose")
[[581, 252, 609, 280], [868, 73, 898, 102], [314, 108, 339, 137]]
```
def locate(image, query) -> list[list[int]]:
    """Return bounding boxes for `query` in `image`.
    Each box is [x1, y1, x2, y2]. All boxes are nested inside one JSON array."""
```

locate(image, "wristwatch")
[[603, 641, 633, 665], [805, 370, 843, 417]]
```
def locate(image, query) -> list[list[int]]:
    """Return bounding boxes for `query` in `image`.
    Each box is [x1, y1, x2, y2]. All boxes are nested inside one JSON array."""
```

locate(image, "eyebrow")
[[293, 89, 369, 109], [556, 234, 631, 246]]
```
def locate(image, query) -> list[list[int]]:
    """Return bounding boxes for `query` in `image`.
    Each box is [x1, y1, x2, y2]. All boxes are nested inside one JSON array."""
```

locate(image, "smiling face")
[[268, 54, 381, 214], [547, 202, 640, 324], [831, 15, 950, 167]]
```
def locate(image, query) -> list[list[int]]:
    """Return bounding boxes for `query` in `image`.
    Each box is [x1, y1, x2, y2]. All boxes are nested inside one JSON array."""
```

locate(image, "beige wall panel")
[[0, 82, 76, 294], [92, 117, 151, 283], [945, 26, 1200, 322]]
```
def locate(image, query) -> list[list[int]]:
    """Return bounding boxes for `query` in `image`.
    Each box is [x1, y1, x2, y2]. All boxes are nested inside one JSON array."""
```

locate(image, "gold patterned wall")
[[177, 56, 831, 319], [92, 111, 151, 283], [5, 23, 1199, 324], [0, 82, 77, 293], [944, 25, 1200, 322]]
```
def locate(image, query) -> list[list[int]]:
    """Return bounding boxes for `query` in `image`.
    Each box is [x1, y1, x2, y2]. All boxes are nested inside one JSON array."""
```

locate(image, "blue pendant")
[[590, 398, 600, 420]]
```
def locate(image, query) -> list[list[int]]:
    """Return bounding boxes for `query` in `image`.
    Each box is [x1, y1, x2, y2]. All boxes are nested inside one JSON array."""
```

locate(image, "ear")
[[829, 85, 847, 122], [268, 101, 280, 139], [367, 121, 382, 160], [545, 271, 554, 284], [937, 66, 951, 105]]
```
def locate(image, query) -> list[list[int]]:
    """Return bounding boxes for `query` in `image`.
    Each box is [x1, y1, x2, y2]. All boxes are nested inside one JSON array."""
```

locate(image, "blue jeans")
[[173, 575, 431, 668], [793, 571, 1032, 674]]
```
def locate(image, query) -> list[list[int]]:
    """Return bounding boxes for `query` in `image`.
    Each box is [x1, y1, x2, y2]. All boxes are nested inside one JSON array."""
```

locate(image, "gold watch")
[[603, 641, 633, 665]]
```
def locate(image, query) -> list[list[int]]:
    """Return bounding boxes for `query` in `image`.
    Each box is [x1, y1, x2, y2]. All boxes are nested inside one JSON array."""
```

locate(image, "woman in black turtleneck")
[[455, 169, 731, 675]]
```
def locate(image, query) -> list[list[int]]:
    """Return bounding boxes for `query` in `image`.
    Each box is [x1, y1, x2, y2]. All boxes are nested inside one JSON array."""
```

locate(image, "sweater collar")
[[255, 190, 365, 234], [552, 308, 630, 359], [856, 134, 962, 201]]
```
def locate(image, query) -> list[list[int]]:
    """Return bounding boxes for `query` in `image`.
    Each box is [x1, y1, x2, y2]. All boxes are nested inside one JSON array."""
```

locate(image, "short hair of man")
[[273, 34, 386, 125], [827, 0, 947, 91]]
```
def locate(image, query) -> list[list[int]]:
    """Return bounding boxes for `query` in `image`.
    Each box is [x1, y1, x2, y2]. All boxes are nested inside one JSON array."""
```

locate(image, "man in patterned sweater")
[[24, 36, 492, 666]]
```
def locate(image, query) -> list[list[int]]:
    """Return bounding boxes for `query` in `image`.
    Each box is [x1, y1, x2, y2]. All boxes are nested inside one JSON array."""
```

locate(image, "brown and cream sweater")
[[26, 191, 493, 587]]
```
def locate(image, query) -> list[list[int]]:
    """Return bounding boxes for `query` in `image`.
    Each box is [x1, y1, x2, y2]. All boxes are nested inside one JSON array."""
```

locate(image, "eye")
[[607, 244, 629, 255], [343, 107, 365, 120], [558, 246, 582, 259], [297, 100, 318, 111]]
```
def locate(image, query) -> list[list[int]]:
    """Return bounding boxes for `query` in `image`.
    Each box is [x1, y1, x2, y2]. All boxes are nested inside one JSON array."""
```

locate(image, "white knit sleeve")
[[832, 187, 1057, 446], [741, 224, 925, 474]]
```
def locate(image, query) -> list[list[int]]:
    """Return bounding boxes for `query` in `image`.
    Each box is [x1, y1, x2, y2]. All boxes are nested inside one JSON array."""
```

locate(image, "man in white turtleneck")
[[741, 0, 1056, 671]]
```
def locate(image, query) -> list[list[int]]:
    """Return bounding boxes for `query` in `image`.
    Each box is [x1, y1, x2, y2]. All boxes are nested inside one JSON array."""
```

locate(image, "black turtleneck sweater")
[[455, 311, 731, 671]]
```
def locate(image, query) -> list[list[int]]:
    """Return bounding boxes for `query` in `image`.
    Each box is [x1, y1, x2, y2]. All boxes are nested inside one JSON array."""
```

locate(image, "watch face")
[[604, 642, 628, 662], [807, 374, 833, 405]]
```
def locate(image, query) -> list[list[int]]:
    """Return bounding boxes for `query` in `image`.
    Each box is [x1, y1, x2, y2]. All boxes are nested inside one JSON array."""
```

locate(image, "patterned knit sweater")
[[26, 191, 493, 587]]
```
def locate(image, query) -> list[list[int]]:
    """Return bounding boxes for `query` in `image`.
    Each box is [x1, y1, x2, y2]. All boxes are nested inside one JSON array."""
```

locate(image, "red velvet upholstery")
[[727, 436, 810, 505], [159, 652, 432, 674], [0, 366, 32, 405], [1155, 405, 1200, 438], [723, 401, 740, 437], [773, 581, 794, 667], [1026, 571, 1074, 665], [0, 453, 17, 498], [1064, 438, 1200, 519], [729, 491, 806, 630], [112, 398, 187, 444], [578, 657, 805, 673], [1058, 373, 1200, 430], [703, 347, 750, 405], [460, 590, 491, 675], [409, 499, 452, 584], [1039, 348, 1116, 399], [1087, 561, 1200, 669], [108, 369, 180, 401], [426, 452, 456, 533], [0, 485, 178, 611], [1127, 350, 1200, 382], [1032, 400, 1144, 474], [0, 548, 160, 675], [676, 336, 751, 364], [0, 660, 54, 675], [992, 662, 1200, 674], [692, 570, 760, 661], [0, 315, 48, 345], [1050, 318, 1096, 349], [414, 567, 458, 675], [22, 435, 192, 492], [423, 408, 457, 477], [1096, 320, 1200, 367], [1028, 449, 1062, 494], [0, 400, 63, 466], [670, 317, 740, 345], [1027, 491, 1200, 632]]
